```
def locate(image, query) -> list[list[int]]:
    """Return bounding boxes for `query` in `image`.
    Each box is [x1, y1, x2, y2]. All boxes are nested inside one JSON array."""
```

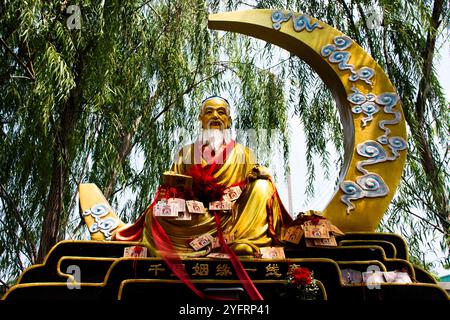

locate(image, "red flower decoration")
[[188, 165, 226, 204], [285, 265, 320, 300], [291, 267, 312, 286]]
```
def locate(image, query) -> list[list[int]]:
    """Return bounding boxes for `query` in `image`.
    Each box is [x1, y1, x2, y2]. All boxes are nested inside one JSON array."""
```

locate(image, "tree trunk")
[[104, 131, 134, 199], [103, 85, 164, 200], [37, 154, 65, 262], [37, 60, 82, 263]]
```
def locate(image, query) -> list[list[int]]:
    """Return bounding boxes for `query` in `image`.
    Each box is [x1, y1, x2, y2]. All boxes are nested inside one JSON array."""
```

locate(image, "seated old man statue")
[[113, 96, 292, 257]]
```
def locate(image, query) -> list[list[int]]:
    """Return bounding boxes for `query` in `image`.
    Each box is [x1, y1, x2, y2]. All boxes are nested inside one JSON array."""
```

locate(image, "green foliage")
[[0, 0, 448, 285]]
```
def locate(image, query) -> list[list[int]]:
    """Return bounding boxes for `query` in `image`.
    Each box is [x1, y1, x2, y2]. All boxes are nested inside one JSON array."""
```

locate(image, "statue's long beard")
[[198, 129, 232, 152]]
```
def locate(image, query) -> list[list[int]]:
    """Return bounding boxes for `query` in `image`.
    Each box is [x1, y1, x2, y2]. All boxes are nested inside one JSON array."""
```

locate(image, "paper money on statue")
[[206, 252, 231, 259], [168, 198, 186, 212], [186, 200, 206, 214], [362, 270, 385, 284], [175, 210, 192, 221], [283, 225, 304, 244], [209, 200, 233, 211], [314, 235, 337, 246], [304, 219, 331, 229], [123, 246, 148, 258], [259, 247, 286, 259], [189, 233, 214, 251], [341, 269, 363, 285], [222, 186, 242, 202], [304, 224, 330, 239], [210, 237, 220, 249], [153, 199, 178, 218], [210, 232, 235, 249]]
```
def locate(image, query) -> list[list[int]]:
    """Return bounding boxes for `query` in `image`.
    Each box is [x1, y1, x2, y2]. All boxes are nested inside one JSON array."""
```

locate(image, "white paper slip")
[[206, 253, 231, 259], [123, 246, 148, 258], [168, 198, 186, 212], [153, 200, 178, 217], [259, 247, 285, 259], [186, 200, 206, 214], [209, 200, 233, 211], [223, 186, 242, 202], [175, 211, 192, 221], [189, 233, 214, 251]]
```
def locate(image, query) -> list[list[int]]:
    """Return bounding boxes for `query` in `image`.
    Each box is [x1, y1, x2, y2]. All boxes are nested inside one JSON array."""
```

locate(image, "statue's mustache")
[[206, 119, 225, 129]]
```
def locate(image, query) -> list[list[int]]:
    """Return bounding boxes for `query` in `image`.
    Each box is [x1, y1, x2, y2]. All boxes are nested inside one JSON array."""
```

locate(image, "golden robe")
[[138, 141, 292, 257]]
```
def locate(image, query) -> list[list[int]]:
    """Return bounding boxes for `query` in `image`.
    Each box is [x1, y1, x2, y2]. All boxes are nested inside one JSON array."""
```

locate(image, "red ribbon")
[[213, 213, 263, 300], [150, 198, 263, 300], [151, 191, 239, 301]]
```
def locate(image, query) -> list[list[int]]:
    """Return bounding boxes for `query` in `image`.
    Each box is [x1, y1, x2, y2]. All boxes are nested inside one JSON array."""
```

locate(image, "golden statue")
[[81, 96, 292, 257]]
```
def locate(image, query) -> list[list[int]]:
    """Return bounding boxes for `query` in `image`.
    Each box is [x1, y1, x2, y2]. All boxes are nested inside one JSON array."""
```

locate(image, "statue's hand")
[[247, 164, 271, 181]]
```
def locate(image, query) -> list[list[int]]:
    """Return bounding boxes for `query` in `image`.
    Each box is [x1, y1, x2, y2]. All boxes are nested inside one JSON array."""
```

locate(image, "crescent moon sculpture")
[[208, 9, 407, 232]]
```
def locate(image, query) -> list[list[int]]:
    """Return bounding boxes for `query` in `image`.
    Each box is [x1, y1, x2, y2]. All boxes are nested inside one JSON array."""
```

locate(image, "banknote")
[[304, 225, 330, 239], [284, 225, 304, 244], [362, 271, 385, 284], [123, 246, 148, 258], [223, 186, 242, 202], [206, 253, 231, 259], [186, 200, 206, 214], [175, 210, 192, 221], [209, 200, 233, 211], [313, 235, 337, 246], [168, 198, 186, 212], [305, 238, 316, 247], [153, 200, 178, 218], [259, 246, 285, 259], [210, 237, 221, 249], [210, 233, 235, 249], [189, 233, 214, 251], [304, 219, 331, 229], [383, 271, 412, 283]]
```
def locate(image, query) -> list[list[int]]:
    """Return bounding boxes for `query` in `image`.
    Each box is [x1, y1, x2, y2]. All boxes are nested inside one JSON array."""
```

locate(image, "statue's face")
[[199, 98, 231, 129]]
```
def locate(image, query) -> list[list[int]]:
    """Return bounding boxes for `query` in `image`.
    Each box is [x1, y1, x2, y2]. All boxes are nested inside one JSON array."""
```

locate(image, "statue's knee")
[[249, 179, 273, 194]]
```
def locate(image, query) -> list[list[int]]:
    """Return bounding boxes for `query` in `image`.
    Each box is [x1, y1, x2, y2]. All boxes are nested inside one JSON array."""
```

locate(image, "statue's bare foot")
[[230, 243, 254, 256]]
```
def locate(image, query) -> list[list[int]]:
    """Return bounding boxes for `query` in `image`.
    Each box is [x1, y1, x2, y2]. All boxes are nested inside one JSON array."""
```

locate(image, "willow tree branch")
[[64, 115, 101, 238], [111, 167, 146, 198], [0, 37, 35, 81], [403, 207, 446, 235], [151, 68, 227, 122], [0, 184, 37, 262], [338, 0, 363, 45], [0, 216, 25, 272], [103, 83, 164, 200], [0, 278, 9, 289], [401, 175, 442, 219], [356, 2, 378, 57]]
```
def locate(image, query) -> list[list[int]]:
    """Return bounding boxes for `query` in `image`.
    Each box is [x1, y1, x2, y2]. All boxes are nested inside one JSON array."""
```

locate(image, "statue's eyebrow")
[[204, 106, 227, 112]]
